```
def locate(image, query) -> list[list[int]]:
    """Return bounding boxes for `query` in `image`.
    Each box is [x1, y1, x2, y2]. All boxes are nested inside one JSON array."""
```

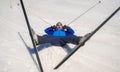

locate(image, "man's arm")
[[44, 27, 54, 35], [63, 25, 75, 35], [67, 28, 74, 35]]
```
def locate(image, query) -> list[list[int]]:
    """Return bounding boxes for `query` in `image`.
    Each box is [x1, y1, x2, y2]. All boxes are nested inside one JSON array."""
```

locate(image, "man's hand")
[[63, 25, 70, 31], [51, 25, 57, 30]]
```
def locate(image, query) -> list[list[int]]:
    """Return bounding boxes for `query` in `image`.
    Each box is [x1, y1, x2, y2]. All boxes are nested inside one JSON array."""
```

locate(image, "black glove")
[[51, 25, 56, 30], [63, 25, 70, 30]]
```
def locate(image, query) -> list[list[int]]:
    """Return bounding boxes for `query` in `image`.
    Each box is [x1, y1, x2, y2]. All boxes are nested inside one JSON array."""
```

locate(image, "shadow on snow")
[[18, 32, 73, 54]]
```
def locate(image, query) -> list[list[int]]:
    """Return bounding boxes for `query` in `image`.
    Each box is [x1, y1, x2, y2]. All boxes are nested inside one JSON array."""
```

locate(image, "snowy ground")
[[0, 0, 120, 72]]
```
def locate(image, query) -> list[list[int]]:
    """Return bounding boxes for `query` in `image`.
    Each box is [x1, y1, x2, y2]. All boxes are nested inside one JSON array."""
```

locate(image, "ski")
[[67, 1, 101, 26], [54, 6, 120, 69], [20, 0, 44, 72]]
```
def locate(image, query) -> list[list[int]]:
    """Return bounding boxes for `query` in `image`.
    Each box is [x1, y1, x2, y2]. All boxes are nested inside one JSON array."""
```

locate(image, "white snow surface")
[[0, 0, 120, 72]]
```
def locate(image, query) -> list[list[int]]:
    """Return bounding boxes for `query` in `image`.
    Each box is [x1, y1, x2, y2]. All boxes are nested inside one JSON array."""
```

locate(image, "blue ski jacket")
[[44, 27, 74, 36]]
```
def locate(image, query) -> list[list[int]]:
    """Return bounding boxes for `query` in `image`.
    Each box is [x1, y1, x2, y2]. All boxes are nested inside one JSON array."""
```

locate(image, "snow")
[[0, 0, 120, 72]]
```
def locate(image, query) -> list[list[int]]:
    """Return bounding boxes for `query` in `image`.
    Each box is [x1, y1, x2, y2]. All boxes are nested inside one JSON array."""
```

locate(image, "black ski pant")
[[37, 35, 82, 46]]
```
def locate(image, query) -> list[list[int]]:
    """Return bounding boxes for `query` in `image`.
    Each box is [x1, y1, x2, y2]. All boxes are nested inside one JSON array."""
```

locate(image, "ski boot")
[[79, 33, 91, 46], [31, 28, 39, 45], [81, 33, 91, 42]]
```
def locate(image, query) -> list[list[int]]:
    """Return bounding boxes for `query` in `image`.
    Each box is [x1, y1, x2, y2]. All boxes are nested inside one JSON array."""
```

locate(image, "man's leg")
[[60, 35, 83, 45], [37, 35, 66, 46], [30, 27, 66, 46], [65, 33, 91, 45]]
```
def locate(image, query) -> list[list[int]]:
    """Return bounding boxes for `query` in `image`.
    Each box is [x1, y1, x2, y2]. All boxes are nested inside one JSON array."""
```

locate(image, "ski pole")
[[19, 0, 44, 72], [54, 6, 120, 69], [66, 1, 101, 26], [39, 17, 52, 26], [10, 0, 13, 8], [28, 10, 52, 26]]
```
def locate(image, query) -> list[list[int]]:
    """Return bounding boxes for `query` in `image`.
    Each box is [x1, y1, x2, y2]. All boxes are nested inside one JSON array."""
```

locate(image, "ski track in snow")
[[0, 0, 120, 72]]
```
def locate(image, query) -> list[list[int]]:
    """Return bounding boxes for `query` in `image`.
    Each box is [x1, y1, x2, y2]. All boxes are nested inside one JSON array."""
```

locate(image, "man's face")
[[56, 24, 63, 29]]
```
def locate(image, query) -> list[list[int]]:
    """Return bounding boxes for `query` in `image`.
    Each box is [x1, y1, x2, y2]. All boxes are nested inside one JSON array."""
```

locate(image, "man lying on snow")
[[31, 22, 89, 46]]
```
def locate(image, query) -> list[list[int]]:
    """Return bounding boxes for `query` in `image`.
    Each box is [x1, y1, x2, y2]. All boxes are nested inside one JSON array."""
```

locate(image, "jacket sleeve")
[[44, 27, 54, 35], [66, 28, 75, 35]]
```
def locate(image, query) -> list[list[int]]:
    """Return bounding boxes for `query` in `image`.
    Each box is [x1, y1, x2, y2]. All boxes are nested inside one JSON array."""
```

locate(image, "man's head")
[[56, 22, 63, 29]]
